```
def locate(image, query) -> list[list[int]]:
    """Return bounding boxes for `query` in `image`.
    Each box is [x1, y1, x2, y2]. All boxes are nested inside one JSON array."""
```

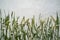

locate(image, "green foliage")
[[0, 11, 60, 40]]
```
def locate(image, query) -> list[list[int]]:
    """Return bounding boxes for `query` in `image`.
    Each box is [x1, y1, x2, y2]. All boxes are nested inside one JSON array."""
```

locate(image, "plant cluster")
[[0, 11, 60, 40]]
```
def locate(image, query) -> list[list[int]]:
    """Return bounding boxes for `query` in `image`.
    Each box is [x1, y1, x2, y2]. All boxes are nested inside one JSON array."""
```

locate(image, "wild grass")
[[0, 10, 60, 40]]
